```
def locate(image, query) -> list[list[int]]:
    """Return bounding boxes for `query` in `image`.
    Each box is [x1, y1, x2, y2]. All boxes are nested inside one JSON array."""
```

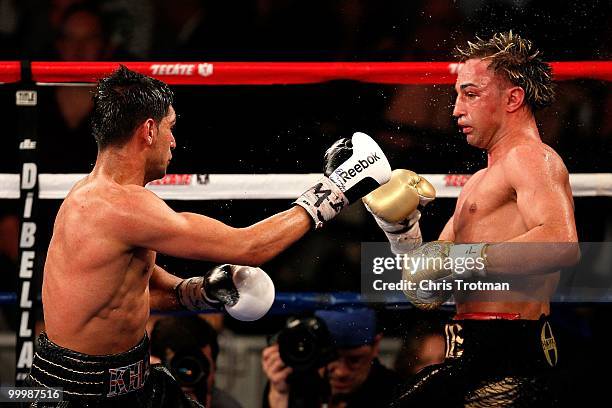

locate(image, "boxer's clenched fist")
[[295, 132, 391, 228], [175, 264, 275, 321], [363, 169, 435, 253], [401, 241, 488, 310]]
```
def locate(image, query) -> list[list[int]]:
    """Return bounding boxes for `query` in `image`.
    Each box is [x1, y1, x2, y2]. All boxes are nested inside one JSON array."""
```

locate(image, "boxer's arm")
[[485, 146, 580, 275], [150, 263, 275, 320], [149, 264, 183, 310], [116, 186, 310, 265]]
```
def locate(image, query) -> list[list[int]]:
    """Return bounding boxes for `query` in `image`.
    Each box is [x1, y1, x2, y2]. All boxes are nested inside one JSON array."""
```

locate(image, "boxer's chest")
[[454, 167, 525, 241]]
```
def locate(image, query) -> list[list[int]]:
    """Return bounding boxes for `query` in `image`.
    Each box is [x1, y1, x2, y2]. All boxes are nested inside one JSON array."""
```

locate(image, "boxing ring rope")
[[0, 291, 426, 312], [1, 172, 611, 199], [2, 60, 611, 200], [3, 60, 612, 382], [2, 61, 612, 85]]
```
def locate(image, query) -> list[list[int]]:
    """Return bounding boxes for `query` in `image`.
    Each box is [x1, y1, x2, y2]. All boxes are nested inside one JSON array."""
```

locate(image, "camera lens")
[[170, 353, 209, 386], [277, 317, 336, 372], [282, 324, 318, 364]]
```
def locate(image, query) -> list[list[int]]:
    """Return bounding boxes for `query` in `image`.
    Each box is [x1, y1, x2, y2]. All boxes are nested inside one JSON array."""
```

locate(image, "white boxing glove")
[[175, 264, 275, 321], [295, 132, 391, 228]]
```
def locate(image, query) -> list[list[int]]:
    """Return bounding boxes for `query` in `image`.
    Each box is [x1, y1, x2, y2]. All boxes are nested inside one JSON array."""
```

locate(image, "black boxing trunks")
[[24, 332, 202, 408], [392, 314, 565, 408]]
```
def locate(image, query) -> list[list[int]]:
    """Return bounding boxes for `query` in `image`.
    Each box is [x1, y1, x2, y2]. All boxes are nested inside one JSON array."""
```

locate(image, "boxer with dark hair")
[[26, 66, 392, 407], [365, 32, 579, 406]]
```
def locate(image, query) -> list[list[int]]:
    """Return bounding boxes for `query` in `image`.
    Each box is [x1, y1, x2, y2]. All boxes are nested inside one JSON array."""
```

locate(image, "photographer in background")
[[151, 316, 243, 408], [262, 308, 402, 408]]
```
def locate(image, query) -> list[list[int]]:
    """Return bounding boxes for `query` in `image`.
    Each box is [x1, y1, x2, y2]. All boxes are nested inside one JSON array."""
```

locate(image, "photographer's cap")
[[315, 308, 377, 349]]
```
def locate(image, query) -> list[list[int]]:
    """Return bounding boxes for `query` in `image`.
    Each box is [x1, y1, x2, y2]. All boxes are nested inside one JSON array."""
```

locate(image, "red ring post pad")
[[28, 61, 612, 85], [0, 62, 21, 83]]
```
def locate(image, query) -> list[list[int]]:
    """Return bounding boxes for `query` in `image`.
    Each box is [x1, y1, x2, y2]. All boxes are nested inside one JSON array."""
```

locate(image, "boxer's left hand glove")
[[294, 132, 391, 228], [402, 241, 488, 310], [175, 264, 275, 321], [363, 169, 435, 254]]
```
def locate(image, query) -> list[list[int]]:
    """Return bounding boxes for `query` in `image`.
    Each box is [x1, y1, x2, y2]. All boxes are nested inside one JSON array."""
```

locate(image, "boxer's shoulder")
[[503, 142, 566, 169], [96, 182, 161, 212], [500, 142, 569, 186], [466, 168, 487, 184], [60, 181, 162, 237], [457, 168, 487, 197]]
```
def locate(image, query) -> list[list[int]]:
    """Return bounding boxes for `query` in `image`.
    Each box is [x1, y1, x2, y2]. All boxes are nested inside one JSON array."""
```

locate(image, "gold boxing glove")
[[363, 169, 436, 254]]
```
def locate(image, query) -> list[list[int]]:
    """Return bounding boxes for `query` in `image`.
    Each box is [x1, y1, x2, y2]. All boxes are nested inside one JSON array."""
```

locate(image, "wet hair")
[[454, 31, 554, 111], [92, 65, 174, 148]]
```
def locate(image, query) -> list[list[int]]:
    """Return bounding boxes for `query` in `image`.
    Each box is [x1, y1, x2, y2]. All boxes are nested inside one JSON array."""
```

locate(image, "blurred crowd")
[[147, 308, 447, 407], [0, 0, 609, 177], [1, 0, 610, 62], [0, 0, 610, 174]]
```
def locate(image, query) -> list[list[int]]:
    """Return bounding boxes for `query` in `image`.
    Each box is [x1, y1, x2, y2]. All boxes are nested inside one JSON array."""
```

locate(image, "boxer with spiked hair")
[[366, 32, 579, 406]]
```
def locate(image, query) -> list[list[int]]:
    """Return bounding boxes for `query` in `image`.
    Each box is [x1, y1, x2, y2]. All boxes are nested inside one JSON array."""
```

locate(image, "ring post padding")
[[14, 61, 40, 385]]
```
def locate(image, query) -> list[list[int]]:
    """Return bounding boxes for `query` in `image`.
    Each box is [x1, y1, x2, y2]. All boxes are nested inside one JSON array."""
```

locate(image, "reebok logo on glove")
[[334, 152, 382, 185], [295, 132, 391, 228]]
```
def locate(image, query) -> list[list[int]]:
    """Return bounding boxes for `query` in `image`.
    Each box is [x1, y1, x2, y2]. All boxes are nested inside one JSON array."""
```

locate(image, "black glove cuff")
[[203, 264, 240, 307]]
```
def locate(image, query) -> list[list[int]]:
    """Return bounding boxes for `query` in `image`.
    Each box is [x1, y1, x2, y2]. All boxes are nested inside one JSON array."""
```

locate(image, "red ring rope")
[[0, 61, 20, 83], [2, 61, 612, 85]]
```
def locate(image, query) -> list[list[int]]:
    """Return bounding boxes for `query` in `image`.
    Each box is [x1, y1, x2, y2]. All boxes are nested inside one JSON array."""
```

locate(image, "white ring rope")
[[1, 172, 611, 200]]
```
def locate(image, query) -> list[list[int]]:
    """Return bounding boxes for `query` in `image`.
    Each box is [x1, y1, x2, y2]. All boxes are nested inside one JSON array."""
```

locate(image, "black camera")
[[270, 316, 338, 407], [273, 316, 338, 372], [150, 316, 219, 405], [169, 348, 211, 388]]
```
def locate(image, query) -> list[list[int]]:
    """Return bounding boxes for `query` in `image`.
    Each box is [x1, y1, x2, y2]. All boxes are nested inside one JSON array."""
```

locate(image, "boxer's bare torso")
[[439, 56, 578, 319], [43, 176, 155, 355], [42, 154, 311, 355], [443, 140, 574, 319]]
